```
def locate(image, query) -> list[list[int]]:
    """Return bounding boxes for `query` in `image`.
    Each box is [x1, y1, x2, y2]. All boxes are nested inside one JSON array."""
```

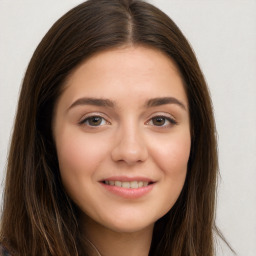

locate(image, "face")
[[53, 46, 191, 234]]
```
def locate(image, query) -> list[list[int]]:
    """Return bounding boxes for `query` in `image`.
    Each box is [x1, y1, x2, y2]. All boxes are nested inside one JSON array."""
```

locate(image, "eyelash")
[[146, 115, 177, 127], [79, 114, 177, 128], [79, 114, 110, 127]]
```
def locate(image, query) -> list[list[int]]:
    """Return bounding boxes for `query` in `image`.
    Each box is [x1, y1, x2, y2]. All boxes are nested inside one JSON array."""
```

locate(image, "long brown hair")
[[1, 0, 225, 255]]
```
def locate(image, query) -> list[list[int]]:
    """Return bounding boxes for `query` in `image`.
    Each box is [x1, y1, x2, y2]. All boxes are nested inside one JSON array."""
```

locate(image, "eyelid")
[[77, 112, 177, 127], [78, 112, 111, 125], [146, 112, 177, 126]]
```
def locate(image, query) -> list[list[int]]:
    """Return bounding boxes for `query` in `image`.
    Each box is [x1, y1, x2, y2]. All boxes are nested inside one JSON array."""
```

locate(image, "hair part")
[[0, 0, 230, 255]]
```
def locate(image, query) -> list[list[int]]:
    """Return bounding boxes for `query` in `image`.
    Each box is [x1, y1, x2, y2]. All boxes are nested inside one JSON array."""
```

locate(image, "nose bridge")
[[111, 119, 148, 164]]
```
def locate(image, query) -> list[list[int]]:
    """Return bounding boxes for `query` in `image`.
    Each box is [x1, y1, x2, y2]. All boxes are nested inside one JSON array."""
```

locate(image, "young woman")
[[0, 0, 232, 255]]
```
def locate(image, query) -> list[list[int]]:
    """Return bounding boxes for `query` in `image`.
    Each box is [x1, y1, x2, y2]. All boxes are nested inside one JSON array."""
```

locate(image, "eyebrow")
[[68, 97, 115, 110], [145, 97, 186, 110], [67, 96, 186, 111]]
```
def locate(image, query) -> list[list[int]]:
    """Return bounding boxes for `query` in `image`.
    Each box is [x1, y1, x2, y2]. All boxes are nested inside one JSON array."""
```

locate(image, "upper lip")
[[100, 176, 155, 183]]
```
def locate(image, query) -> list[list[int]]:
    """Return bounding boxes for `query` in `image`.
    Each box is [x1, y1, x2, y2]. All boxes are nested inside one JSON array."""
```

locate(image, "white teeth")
[[138, 181, 144, 188], [122, 182, 130, 188], [104, 180, 150, 188], [130, 181, 139, 189], [115, 181, 122, 187], [143, 181, 149, 187]]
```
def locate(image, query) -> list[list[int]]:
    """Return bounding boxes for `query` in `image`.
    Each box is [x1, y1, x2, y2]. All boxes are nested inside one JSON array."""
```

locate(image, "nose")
[[111, 125, 148, 165]]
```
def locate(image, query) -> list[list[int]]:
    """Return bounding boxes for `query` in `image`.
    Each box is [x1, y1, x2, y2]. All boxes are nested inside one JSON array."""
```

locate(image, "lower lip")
[[100, 183, 154, 199]]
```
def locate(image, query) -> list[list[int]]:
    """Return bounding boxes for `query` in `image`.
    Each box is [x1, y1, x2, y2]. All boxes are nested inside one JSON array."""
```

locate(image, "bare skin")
[[82, 216, 153, 256]]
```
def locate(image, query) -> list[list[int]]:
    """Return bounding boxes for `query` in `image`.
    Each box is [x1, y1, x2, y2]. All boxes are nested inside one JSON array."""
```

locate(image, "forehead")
[[60, 45, 188, 109]]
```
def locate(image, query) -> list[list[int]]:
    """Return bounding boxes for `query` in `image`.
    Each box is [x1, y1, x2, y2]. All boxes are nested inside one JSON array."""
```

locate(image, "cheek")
[[149, 133, 190, 216], [55, 129, 110, 189], [151, 132, 190, 189], [150, 132, 191, 176]]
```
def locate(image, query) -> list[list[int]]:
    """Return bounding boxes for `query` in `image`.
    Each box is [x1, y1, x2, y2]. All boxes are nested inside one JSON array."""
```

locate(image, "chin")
[[102, 215, 157, 234]]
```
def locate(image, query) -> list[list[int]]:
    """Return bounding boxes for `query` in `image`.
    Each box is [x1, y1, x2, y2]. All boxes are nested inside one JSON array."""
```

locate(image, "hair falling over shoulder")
[[0, 0, 233, 255]]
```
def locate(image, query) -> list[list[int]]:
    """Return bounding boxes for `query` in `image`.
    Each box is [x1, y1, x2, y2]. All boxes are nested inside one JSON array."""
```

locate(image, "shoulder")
[[0, 245, 11, 256]]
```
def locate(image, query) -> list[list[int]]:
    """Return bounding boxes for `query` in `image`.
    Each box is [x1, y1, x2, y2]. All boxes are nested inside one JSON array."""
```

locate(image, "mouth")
[[99, 177, 155, 199], [101, 180, 154, 189]]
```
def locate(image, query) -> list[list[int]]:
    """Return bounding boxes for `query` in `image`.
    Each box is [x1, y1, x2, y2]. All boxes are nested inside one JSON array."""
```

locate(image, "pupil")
[[89, 117, 102, 126], [153, 117, 165, 126]]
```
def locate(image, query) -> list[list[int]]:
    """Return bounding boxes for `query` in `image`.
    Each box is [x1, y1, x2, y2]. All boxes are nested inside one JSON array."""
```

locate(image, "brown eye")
[[148, 115, 177, 127], [152, 117, 166, 126], [82, 116, 107, 126]]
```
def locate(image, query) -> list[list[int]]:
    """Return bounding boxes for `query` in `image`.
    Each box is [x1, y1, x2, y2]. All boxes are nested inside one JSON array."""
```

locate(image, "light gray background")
[[0, 1, 255, 255]]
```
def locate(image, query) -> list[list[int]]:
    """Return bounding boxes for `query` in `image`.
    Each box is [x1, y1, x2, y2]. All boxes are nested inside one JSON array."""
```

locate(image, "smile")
[[100, 178, 155, 199], [102, 180, 151, 188]]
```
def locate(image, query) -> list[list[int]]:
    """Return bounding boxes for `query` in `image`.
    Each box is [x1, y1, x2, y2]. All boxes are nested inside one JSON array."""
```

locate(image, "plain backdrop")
[[0, 0, 255, 255]]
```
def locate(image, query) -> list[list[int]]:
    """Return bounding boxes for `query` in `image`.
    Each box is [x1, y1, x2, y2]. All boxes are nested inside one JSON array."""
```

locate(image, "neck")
[[81, 217, 154, 256]]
